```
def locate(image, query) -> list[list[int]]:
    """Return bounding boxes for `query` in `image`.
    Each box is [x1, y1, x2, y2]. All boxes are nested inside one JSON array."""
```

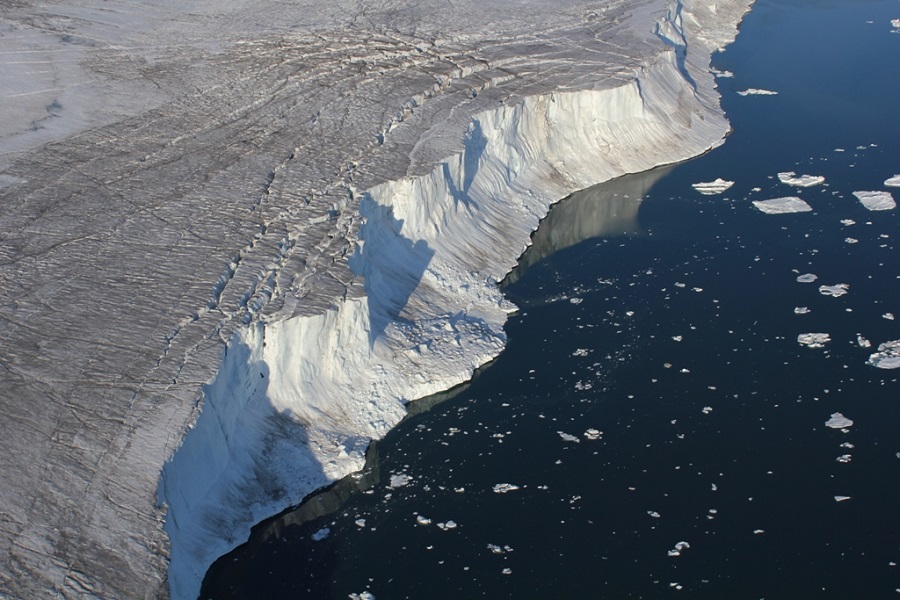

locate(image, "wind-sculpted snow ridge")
[[0, 0, 752, 598]]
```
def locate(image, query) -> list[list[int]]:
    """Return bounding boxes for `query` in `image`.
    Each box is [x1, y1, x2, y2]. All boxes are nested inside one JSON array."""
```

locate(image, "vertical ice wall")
[[159, 2, 754, 597]]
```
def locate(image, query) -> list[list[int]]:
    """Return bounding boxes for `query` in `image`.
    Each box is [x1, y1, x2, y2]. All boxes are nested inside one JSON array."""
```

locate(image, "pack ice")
[[0, 0, 754, 597]]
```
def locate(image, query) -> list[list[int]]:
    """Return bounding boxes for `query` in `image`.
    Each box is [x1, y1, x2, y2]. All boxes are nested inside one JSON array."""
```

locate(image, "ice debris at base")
[[691, 178, 735, 195], [796, 273, 818, 283], [854, 190, 896, 211], [667, 541, 691, 557], [819, 283, 849, 297], [737, 88, 778, 96], [798, 333, 830, 349], [885, 175, 900, 187], [778, 171, 825, 187], [826, 413, 854, 429], [867, 340, 900, 369], [752, 197, 812, 214], [493, 483, 521, 494]]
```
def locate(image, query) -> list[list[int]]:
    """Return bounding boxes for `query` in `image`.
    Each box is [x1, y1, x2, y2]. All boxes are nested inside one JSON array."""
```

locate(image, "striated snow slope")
[[0, 0, 751, 597]]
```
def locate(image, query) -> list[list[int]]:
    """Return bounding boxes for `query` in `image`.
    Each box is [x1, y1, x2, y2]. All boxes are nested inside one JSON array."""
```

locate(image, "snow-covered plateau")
[[0, 0, 752, 597]]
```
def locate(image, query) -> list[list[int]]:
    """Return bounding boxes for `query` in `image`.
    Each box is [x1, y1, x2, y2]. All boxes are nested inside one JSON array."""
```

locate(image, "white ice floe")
[[885, 175, 900, 187], [854, 190, 896, 211], [702, 406, 713, 414], [355, 518, 367, 527], [737, 88, 778, 96], [390, 474, 412, 488], [892, 19, 900, 32], [493, 483, 521, 494], [825, 413, 854, 429], [584, 428, 602, 440], [436, 520, 457, 530], [752, 197, 812, 214], [857, 334, 871, 348], [796, 273, 818, 283], [667, 541, 691, 557], [794, 307, 810, 315], [841, 219, 856, 226], [711, 68, 734, 78], [558, 431, 581, 443], [834, 496, 852, 502], [648, 511, 661, 518], [778, 171, 825, 187], [416, 515, 432, 526], [798, 333, 830, 348], [867, 340, 900, 369], [572, 348, 590, 357], [311, 528, 330, 541], [836, 455, 852, 463], [885, 313, 896, 320], [349, 592, 376, 600], [692, 178, 735, 195], [844, 238, 858, 244], [819, 283, 849, 297]]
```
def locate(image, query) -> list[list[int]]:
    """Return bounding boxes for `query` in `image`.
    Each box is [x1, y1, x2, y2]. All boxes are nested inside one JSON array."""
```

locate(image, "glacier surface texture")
[[0, 0, 751, 597]]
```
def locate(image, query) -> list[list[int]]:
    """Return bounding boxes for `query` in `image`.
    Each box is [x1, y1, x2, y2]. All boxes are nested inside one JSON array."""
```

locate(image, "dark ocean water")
[[203, 1, 900, 597]]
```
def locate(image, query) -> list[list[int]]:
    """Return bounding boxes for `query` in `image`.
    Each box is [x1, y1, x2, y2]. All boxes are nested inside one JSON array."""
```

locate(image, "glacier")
[[0, 0, 752, 597]]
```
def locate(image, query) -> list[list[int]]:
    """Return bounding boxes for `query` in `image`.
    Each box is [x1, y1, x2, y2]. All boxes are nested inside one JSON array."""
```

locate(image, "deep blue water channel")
[[204, 1, 900, 597]]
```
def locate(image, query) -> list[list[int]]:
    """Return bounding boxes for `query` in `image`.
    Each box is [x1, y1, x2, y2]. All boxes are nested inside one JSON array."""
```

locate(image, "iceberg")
[[752, 196, 813, 214], [0, 0, 754, 597]]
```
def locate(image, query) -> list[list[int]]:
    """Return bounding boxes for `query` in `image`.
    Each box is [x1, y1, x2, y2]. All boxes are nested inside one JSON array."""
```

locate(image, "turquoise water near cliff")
[[203, 1, 900, 597]]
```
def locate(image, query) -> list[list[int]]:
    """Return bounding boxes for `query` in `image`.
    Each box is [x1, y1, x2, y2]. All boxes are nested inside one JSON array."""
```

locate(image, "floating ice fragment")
[[584, 428, 602, 440], [854, 190, 896, 211], [892, 19, 900, 32], [349, 592, 375, 600], [834, 496, 852, 502], [867, 340, 900, 369], [572, 348, 590, 357], [416, 515, 432, 525], [355, 518, 366, 527], [798, 333, 830, 348], [778, 171, 825, 187], [312, 528, 330, 541], [796, 273, 818, 283], [569, 297, 583, 304], [436, 520, 458, 530], [502, 568, 512, 575], [692, 178, 734, 195], [752, 197, 812, 214], [711, 68, 734, 78], [493, 483, 520, 494], [845, 237, 858, 244], [558, 431, 580, 443], [794, 307, 810, 315], [648, 511, 661, 518], [668, 541, 690, 557], [753, 529, 765, 534], [885, 175, 900, 187], [841, 219, 856, 226], [702, 406, 713, 414], [390, 473, 412, 488], [884, 313, 895, 320], [672, 335, 683, 342], [857, 334, 872, 348], [836, 454, 852, 463], [825, 413, 854, 429], [819, 283, 849, 297], [738, 88, 778, 96]]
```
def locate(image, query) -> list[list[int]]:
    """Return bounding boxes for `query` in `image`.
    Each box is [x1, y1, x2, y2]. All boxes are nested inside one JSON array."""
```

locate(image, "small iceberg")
[[752, 197, 812, 214], [867, 340, 900, 369], [797, 333, 830, 348], [825, 413, 854, 429], [778, 171, 825, 187], [818, 283, 849, 297], [853, 190, 896, 211], [737, 88, 778, 96], [692, 178, 735, 195], [885, 175, 900, 187], [796, 273, 817, 283]]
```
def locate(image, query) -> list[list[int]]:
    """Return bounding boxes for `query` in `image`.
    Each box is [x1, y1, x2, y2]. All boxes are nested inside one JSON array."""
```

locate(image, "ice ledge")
[[158, 1, 753, 598]]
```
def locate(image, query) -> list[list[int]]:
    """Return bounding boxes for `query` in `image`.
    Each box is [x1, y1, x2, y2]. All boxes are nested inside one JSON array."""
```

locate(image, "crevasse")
[[158, 2, 750, 597]]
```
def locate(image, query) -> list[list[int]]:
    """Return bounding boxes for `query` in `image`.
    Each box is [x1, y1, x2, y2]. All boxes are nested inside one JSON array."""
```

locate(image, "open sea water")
[[204, 0, 900, 597]]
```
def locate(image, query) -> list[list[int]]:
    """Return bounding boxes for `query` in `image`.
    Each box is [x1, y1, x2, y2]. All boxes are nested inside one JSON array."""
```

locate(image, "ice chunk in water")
[[390, 473, 412, 488], [584, 428, 602, 440], [834, 496, 852, 502], [667, 541, 690, 557], [493, 483, 521, 493], [349, 592, 375, 600], [819, 283, 849, 297], [737, 88, 778, 96], [798, 333, 830, 348], [867, 340, 900, 369], [312, 528, 330, 541], [885, 175, 900, 187], [825, 413, 854, 429], [416, 515, 432, 525], [794, 307, 810, 315], [691, 178, 734, 195], [796, 273, 818, 283], [558, 431, 580, 443], [853, 190, 896, 211], [752, 197, 812, 214], [778, 171, 825, 187]]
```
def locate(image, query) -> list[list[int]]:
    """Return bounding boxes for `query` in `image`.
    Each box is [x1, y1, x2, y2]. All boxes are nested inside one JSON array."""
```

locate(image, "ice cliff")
[[0, 0, 751, 598]]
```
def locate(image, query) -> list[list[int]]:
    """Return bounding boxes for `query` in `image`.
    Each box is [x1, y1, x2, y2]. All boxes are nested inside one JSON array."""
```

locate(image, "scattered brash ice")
[[798, 333, 830, 348], [778, 171, 825, 187], [853, 190, 896, 211], [692, 178, 734, 195], [752, 197, 812, 214]]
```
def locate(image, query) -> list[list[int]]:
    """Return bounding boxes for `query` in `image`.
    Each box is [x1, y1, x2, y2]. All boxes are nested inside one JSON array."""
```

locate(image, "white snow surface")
[[0, 0, 753, 598], [853, 190, 896, 211], [752, 197, 813, 214]]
